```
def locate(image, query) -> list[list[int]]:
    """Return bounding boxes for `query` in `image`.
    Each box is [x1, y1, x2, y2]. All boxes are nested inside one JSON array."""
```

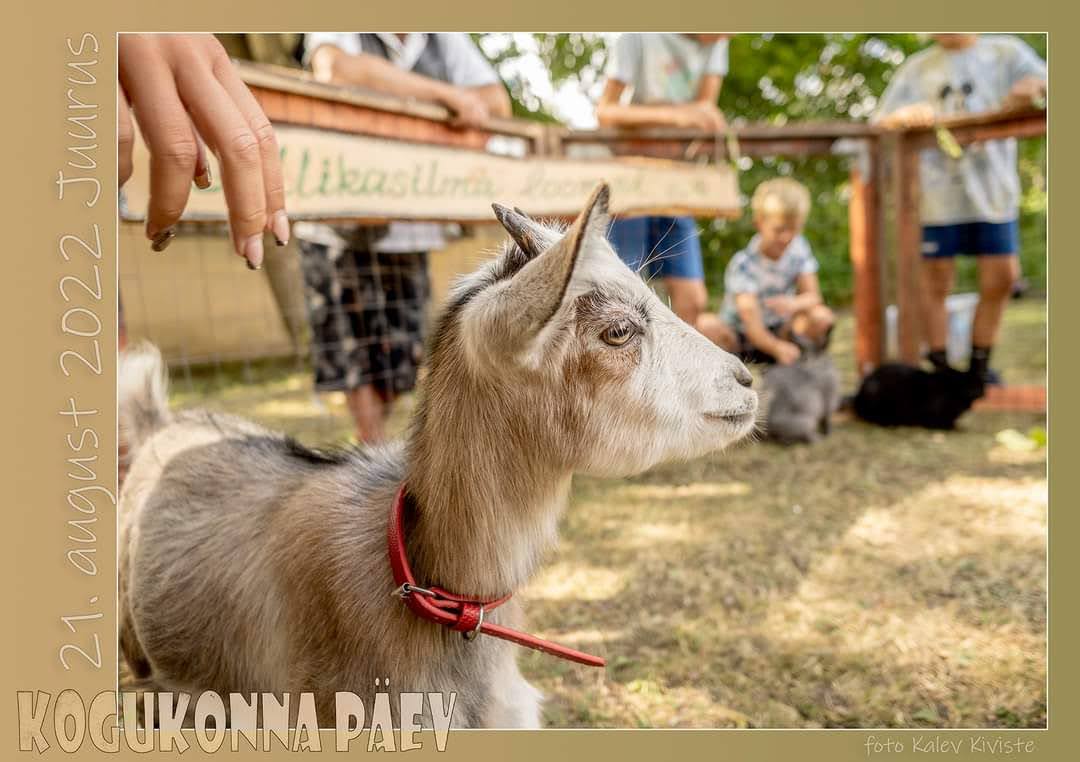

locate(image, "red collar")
[[387, 484, 605, 668]]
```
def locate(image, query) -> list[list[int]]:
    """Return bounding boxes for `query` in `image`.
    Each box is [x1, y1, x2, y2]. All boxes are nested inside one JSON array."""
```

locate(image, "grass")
[[153, 298, 1047, 729]]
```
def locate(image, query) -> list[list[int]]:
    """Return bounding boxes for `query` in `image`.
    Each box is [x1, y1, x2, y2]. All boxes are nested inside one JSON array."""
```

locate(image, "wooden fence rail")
[[182, 61, 1050, 377]]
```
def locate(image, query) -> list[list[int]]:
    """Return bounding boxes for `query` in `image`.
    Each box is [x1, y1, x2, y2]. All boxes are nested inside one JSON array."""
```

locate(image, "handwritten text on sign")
[[123, 125, 741, 222]]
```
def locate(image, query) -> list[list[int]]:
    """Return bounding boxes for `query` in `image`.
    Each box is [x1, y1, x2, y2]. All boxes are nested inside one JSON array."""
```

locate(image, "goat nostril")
[[734, 365, 753, 388]]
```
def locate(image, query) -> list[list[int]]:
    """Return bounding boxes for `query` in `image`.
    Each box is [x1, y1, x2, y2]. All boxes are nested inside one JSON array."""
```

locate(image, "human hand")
[[691, 101, 728, 132], [1002, 77, 1046, 110], [662, 104, 700, 129], [879, 102, 937, 129], [118, 34, 289, 269], [772, 340, 802, 366], [764, 294, 797, 318], [442, 88, 491, 128], [670, 103, 727, 131]]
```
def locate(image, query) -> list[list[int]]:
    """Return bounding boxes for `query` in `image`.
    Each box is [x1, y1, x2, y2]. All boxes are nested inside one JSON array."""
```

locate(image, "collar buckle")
[[461, 605, 484, 641], [392, 582, 436, 599]]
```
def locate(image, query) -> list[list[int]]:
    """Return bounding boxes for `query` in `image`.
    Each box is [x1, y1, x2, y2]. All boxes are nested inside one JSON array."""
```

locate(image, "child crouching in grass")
[[697, 178, 834, 365]]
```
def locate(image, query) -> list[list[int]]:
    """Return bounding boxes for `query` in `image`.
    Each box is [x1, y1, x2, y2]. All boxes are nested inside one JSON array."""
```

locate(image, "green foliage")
[[472, 33, 608, 123], [475, 33, 1047, 306]]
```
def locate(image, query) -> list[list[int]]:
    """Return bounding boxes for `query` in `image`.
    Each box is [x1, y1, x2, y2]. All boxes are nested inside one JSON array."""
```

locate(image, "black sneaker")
[[980, 367, 1004, 387], [1011, 277, 1030, 300], [926, 350, 952, 373]]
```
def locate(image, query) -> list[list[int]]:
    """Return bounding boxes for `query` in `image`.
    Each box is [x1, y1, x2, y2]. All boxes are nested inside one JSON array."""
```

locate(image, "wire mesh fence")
[[119, 221, 503, 442]]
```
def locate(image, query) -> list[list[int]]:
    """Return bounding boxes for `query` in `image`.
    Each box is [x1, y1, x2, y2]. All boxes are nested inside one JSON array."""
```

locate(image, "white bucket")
[[885, 292, 979, 365]]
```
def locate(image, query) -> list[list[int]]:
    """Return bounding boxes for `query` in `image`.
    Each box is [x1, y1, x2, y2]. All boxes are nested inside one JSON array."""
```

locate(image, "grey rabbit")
[[763, 335, 839, 444]]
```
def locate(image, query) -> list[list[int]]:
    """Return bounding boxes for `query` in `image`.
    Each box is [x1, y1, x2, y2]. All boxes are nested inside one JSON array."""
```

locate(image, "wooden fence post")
[[896, 136, 924, 364], [849, 140, 883, 377]]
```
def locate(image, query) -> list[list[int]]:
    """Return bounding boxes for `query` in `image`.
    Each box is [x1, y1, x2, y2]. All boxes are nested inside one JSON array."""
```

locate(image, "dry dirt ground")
[[127, 299, 1046, 728]]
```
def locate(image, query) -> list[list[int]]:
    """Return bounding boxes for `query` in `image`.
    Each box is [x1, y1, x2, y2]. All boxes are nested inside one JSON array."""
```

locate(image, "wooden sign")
[[122, 124, 741, 223]]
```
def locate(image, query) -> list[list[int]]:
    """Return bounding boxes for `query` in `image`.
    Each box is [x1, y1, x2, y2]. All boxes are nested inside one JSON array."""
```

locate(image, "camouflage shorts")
[[298, 239, 430, 397]]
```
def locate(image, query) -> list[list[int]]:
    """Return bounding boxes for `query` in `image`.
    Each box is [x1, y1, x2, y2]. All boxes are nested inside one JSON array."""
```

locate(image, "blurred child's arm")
[[692, 74, 727, 130], [1003, 36, 1046, 109], [736, 293, 801, 365], [597, 79, 721, 130], [764, 278, 822, 318], [876, 102, 936, 128], [696, 73, 723, 104], [312, 45, 446, 100], [441, 34, 513, 118], [469, 83, 512, 119], [871, 60, 935, 128], [765, 248, 824, 318], [1003, 76, 1046, 110], [792, 272, 825, 310], [310, 44, 504, 127]]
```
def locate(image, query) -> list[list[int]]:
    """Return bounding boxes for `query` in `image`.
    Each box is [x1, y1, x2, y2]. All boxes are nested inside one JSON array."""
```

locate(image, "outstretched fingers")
[[211, 51, 290, 248], [119, 35, 200, 252], [118, 34, 289, 268]]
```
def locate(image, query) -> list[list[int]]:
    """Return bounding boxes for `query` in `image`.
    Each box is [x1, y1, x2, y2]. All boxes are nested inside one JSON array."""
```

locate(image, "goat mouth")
[[703, 411, 756, 426]]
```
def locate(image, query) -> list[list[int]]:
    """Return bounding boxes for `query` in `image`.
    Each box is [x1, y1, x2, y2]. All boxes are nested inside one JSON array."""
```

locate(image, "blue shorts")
[[921, 220, 1019, 258], [608, 215, 704, 280]]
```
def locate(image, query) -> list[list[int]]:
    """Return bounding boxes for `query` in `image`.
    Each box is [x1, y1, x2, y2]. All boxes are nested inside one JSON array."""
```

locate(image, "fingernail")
[[246, 259, 261, 271], [242, 234, 264, 269], [271, 210, 290, 247], [150, 229, 175, 252], [194, 165, 212, 190]]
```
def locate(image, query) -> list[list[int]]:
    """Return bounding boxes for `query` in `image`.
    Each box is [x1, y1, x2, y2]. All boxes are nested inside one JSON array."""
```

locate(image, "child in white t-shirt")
[[874, 34, 1046, 384]]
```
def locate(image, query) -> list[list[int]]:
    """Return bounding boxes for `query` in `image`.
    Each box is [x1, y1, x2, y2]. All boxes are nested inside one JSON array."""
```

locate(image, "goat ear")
[[484, 183, 611, 351], [492, 203, 559, 261]]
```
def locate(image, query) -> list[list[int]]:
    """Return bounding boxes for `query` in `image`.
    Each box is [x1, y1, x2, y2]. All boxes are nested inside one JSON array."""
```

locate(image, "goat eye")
[[600, 324, 635, 347]]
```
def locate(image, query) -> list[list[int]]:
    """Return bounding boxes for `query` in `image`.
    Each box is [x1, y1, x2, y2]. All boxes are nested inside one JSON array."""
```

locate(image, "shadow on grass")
[[520, 410, 1046, 728]]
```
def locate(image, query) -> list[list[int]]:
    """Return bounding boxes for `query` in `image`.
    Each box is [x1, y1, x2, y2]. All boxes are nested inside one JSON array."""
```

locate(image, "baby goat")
[[763, 336, 840, 444], [118, 184, 758, 729]]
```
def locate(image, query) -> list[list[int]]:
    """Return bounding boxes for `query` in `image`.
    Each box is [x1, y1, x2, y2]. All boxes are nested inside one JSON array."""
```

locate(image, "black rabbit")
[[853, 363, 985, 430]]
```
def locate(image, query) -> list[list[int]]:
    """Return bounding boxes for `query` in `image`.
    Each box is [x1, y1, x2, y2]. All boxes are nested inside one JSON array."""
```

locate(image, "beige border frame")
[[3, 5, 1068, 760]]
